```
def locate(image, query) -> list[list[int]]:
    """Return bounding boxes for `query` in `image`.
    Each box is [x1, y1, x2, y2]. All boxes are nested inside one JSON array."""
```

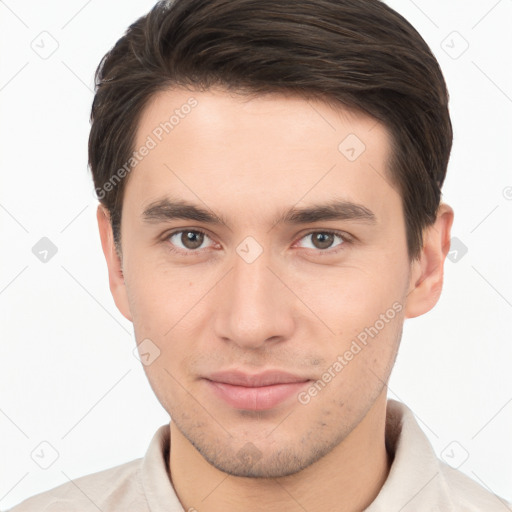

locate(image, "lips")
[[205, 369, 311, 387], [203, 370, 312, 410]]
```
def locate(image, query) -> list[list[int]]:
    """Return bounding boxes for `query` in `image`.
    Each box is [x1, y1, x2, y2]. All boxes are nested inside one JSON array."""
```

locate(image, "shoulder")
[[379, 400, 511, 511], [6, 457, 148, 512], [438, 461, 512, 511]]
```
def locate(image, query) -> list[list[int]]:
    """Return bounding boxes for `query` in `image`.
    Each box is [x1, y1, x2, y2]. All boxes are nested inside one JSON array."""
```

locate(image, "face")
[[99, 87, 438, 478]]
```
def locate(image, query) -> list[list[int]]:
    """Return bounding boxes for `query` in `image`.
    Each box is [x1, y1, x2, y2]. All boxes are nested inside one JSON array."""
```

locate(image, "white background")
[[1, 0, 511, 509]]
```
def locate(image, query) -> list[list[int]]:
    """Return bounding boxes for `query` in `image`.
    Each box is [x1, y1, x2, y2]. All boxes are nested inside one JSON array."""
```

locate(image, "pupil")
[[315, 233, 332, 249], [184, 231, 203, 249]]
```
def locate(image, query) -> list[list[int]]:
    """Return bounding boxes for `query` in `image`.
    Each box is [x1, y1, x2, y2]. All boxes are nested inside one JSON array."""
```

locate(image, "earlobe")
[[96, 204, 133, 322], [404, 203, 454, 319]]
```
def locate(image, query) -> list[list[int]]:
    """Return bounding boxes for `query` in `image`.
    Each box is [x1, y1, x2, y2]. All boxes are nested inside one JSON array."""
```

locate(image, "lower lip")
[[204, 379, 311, 411]]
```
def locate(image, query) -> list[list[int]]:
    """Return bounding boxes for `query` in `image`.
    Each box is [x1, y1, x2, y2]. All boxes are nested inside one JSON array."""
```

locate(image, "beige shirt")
[[7, 399, 511, 511]]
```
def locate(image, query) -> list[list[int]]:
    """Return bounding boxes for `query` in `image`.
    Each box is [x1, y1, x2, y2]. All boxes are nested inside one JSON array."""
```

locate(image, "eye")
[[164, 228, 351, 256], [295, 230, 349, 253], [166, 229, 215, 255]]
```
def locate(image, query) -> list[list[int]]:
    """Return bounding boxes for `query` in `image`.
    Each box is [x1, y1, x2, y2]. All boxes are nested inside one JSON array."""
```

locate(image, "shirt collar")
[[141, 420, 183, 511], [364, 398, 452, 511]]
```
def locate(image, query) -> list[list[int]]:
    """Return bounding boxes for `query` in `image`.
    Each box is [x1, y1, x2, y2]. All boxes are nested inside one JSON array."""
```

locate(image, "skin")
[[97, 86, 453, 512]]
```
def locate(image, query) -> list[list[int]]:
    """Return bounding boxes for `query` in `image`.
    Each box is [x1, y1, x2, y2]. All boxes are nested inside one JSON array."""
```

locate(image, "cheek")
[[301, 266, 403, 327], [297, 267, 404, 374], [125, 255, 182, 319], [125, 264, 200, 366], [125, 238, 406, 346]]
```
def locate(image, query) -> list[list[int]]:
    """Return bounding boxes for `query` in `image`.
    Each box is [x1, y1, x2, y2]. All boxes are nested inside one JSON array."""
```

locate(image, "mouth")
[[203, 370, 313, 411]]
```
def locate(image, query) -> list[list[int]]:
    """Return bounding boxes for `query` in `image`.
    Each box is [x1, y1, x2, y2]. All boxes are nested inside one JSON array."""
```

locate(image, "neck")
[[169, 391, 391, 512]]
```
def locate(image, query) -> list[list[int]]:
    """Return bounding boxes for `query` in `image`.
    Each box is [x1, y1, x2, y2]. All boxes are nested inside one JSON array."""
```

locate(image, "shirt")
[[6, 399, 511, 511]]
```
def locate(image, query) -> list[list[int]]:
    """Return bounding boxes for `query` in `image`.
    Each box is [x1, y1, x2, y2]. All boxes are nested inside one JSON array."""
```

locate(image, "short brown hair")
[[88, 0, 452, 262]]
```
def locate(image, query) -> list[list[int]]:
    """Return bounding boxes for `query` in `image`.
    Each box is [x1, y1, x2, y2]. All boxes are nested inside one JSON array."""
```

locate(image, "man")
[[8, 0, 511, 510]]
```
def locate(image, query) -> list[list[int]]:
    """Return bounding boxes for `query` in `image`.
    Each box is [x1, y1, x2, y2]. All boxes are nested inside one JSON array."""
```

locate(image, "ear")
[[404, 202, 454, 319], [96, 204, 133, 322]]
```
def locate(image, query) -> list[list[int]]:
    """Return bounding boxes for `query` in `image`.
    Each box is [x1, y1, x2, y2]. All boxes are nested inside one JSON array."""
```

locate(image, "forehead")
[[126, 86, 398, 224], [135, 86, 389, 152]]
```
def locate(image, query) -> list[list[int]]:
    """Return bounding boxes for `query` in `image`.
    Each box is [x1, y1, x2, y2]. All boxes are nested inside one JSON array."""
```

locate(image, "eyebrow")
[[141, 197, 377, 228]]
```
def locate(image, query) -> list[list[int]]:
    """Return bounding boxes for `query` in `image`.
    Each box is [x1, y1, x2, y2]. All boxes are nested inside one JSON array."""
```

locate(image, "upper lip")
[[205, 370, 312, 387]]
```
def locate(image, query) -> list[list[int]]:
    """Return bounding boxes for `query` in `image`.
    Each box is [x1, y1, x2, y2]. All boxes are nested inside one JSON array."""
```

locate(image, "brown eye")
[[181, 230, 204, 249], [311, 232, 335, 249], [296, 231, 347, 252], [168, 229, 212, 253]]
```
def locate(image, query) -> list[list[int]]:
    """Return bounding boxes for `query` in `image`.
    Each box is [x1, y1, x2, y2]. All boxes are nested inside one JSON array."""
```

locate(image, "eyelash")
[[163, 228, 353, 257]]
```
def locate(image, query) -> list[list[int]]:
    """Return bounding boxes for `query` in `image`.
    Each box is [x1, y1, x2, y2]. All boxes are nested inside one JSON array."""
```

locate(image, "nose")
[[213, 246, 295, 350]]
